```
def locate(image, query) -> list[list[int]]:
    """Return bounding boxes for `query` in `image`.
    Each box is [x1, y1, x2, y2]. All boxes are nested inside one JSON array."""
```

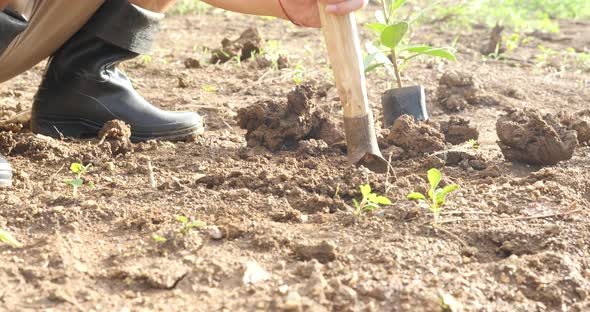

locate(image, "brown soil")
[[210, 28, 264, 64], [496, 108, 578, 165], [1, 7, 590, 312], [237, 84, 344, 151]]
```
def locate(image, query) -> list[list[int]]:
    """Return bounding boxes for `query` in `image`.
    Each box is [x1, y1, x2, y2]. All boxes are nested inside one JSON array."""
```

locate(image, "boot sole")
[[32, 117, 205, 142], [0, 162, 12, 188]]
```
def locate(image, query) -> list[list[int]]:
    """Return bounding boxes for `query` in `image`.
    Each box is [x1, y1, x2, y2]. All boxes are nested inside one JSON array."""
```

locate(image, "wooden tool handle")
[[317, 4, 370, 118]]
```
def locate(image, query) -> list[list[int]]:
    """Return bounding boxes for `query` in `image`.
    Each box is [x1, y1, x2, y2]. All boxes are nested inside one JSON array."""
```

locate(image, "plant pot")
[[381, 85, 428, 128]]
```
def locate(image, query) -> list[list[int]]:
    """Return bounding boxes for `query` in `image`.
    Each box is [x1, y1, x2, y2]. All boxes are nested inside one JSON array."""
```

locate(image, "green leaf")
[[407, 192, 426, 200], [380, 22, 409, 50], [365, 22, 387, 35], [176, 216, 189, 225], [390, 0, 408, 16], [373, 196, 392, 205], [352, 198, 360, 209], [364, 42, 395, 76], [402, 46, 457, 61], [364, 203, 380, 212], [152, 234, 167, 243], [366, 193, 378, 202], [69, 179, 83, 187], [70, 163, 84, 174], [360, 184, 372, 197], [442, 184, 459, 195], [187, 220, 206, 229], [434, 189, 446, 207], [0, 229, 21, 247], [427, 168, 442, 190]]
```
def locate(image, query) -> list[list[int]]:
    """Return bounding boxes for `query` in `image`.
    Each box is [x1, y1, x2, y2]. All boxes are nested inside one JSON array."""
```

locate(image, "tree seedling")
[[468, 139, 480, 149], [176, 216, 206, 234], [364, 0, 457, 88], [353, 184, 392, 217], [67, 163, 93, 197], [407, 168, 458, 223], [0, 228, 21, 248]]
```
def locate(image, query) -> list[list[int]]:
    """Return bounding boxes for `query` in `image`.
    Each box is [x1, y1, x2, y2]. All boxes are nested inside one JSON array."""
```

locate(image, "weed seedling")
[[0, 228, 21, 247], [177, 216, 206, 234], [468, 139, 480, 150], [292, 63, 305, 84], [353, 184, 391, 217], [67, 163, 92, 197], [152, 234, 167, 243], [407, 168, 458, 223]]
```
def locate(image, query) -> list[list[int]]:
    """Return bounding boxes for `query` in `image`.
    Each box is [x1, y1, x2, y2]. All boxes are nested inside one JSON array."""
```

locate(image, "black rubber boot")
[[0, 8, 27, 188], [31, 0, 204, 142]]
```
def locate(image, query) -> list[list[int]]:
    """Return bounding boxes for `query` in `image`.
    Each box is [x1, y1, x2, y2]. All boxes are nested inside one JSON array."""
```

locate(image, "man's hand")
[[282, 0, 369, 28]]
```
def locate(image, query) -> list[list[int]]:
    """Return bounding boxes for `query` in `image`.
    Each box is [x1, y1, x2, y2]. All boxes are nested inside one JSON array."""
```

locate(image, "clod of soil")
[[293, 241, 337, 264], [481, 23, 505, 56], [557, 110, 590, 144], [0, 132, 67, 160], [496, 108, 578, 165], [437, 70, 499, 111], [237, 84, 344, 151], [387, 115, 446, 155], [439, 117, 480, 145], [97, 120, 133, 156], [210, 28, 263, 64]]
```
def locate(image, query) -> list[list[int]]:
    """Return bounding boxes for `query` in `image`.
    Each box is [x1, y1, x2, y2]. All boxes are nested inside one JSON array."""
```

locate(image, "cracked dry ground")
[[1, 9, 590, 312]]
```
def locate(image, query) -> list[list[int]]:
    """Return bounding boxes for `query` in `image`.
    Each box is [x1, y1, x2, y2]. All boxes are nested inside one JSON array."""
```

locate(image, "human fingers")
[[320, 0, 368, 15]]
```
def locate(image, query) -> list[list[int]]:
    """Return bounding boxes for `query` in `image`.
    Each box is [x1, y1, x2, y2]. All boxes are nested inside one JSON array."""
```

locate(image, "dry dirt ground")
[[1, 6, 590, 312]]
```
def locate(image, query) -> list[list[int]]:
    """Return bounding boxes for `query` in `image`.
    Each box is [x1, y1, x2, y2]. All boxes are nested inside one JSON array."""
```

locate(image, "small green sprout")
[[407, 168, 458, 223], [176, 216, 206, 234], [201, 85, 217, 92], [152, 234, 167, 243], [353, 184, 391, 217], [292, 64, 305, 84], [0, 228, 21, 247], [468, 139, 480, 149], [67, 163, 92, 197]]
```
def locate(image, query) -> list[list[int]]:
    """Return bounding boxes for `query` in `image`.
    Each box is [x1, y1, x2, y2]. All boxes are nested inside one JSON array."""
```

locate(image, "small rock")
[[283, 291, 302, 311], [184, 57, 201, 69], [293, 241, 337, 264], [242, 261, 270, 285], [207, 226, 223, 240]]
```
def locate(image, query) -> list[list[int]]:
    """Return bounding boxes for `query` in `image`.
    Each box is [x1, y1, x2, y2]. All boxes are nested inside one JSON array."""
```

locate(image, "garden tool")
[[318, 4, 388, 173]]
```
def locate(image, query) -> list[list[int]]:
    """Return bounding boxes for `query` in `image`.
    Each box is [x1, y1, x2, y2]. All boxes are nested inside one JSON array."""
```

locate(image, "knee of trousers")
[[0, 0, 104, 83]]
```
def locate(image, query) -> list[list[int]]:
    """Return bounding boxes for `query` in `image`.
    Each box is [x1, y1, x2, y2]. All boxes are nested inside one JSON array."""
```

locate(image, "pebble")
[[207, 226, 223, 240], [242, 261, 270, 285], [283, 291, 302, 311]]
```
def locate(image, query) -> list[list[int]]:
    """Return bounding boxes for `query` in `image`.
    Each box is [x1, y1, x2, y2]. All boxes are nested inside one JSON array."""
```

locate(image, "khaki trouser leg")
[[0, 0, 104, 83]]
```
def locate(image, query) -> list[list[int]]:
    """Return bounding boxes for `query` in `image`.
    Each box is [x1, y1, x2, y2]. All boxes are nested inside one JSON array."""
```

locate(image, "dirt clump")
[[293, 241, 337, 264], [97, 120, 133, 156], [237, 84, 344, 151], [557, 110, 590, 144], [496, 108, 578, 165], [437, 70, 499, 111], [439, 117, 480, 144], [387, 115, 446, 155], [210, 28, 263, 64], [0, 132, 67, 160]]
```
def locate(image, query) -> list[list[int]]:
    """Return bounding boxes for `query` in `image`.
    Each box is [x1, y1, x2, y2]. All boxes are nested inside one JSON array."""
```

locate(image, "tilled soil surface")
[[1, 7, 590, 312]]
